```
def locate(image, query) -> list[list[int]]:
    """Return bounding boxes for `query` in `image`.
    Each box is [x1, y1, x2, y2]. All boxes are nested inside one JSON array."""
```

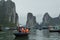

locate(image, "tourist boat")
[[14, 25, 30, 37], [48, 26, 60, 32]]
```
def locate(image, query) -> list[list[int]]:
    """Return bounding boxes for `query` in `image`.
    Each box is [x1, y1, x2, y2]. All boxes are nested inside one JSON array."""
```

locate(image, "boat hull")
[[14, 32, 29, 37], [49, 30, 60, 32]]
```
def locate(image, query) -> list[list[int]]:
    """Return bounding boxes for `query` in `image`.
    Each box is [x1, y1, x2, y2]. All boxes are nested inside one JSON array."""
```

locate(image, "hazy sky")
[[12, 0, 60, 25]]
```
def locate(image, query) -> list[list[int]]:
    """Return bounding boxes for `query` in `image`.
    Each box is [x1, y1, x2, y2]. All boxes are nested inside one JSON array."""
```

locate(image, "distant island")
[[26, 12, 60, 29], [26, 12, 40, 29], [40, 12, 60, 28]]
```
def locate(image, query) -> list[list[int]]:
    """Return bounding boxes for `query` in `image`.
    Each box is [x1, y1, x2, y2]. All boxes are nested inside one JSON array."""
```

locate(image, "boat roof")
[[18, 24, 25, 27]]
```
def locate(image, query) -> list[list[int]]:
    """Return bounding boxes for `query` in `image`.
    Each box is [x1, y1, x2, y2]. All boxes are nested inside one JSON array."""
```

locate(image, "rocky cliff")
[[26, 12, 40, 29], [40, 12, 60, 27], [0, 0, 18, 27]]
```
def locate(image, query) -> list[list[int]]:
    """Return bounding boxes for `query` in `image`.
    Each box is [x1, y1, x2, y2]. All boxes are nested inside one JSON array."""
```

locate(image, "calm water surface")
[[0, 29, 60, 40]]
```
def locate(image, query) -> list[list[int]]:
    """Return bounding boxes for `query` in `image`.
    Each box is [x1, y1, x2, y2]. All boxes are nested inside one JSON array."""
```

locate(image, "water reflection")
[[42, 29, 50, 38], [28, 30, 60, 40], [14, 36, 28, 40], [0, 29, 60, 40], [28, 31, 36, 40], [41, 30, 60, 40]]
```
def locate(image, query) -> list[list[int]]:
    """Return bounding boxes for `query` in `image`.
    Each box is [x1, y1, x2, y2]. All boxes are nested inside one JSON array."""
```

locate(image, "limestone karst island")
[[0, 0, 18, 31]]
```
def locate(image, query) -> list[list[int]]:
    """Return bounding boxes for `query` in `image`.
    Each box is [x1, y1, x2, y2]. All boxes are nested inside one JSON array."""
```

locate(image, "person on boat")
[[18, 27, 21, 32], [21, 27, 25, 33], [25, 28, 29, 33]]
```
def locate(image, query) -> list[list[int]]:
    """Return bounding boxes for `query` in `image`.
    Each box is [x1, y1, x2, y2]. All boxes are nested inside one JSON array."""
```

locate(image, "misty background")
[[12, 0, 60, 25]]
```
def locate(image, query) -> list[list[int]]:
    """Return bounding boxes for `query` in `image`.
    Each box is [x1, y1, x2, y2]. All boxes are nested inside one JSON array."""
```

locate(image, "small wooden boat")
[[14, 26, 30, 37]]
